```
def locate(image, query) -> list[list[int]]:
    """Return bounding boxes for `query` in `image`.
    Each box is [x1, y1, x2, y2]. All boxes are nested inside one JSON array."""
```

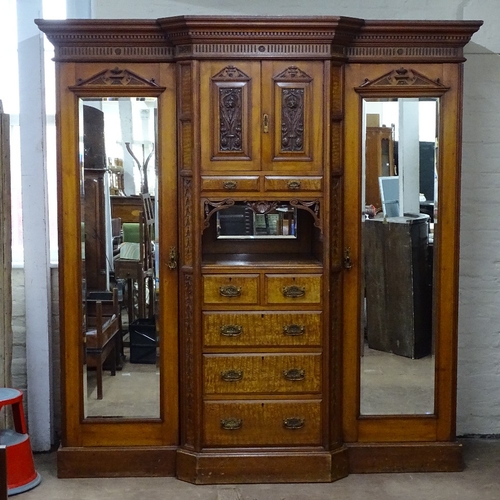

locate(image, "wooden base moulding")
[[346, 441, 463, 473], [57, 446, 177, 478], [176, 447, 349, 484]]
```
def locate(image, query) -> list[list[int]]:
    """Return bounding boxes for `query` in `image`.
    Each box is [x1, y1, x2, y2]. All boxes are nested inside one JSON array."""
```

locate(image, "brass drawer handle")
[[283, 417, 305, 430], [282, 285, 305, 298], [283, 368, 305, 381], [221, 417, 242, 430], [220, 324, 243, 337], [223, 180, 237, 190], [221, 369, 243, 382], [283, 324, 305, 336], [287, 180, 301, 190], [219, 285, 242, 297]]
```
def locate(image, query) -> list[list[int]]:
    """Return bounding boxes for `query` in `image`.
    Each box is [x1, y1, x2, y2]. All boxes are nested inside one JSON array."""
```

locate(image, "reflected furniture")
[[83, 168, 108, 292], [85, 289, 121, 400], [37, 16, 482, 482], [365, 125, 395, 210], [110, 195, 144, 223], [364, 214, 432, 359], [114, 194, 155, 322]]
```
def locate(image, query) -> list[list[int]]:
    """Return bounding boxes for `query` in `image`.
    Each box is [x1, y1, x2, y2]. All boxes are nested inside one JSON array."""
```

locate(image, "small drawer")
[[203, 353, 322, 395], [203, 312, 322, 347], [203, 274, 259, 305], [265, 274, 322, 305], [264, 176, 322, 192], [203, 400, 322, 446], [201, 176, 260, 192]]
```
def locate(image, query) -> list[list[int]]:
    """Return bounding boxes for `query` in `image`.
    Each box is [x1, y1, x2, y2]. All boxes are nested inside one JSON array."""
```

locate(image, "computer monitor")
[[379, 176, 399, 217]]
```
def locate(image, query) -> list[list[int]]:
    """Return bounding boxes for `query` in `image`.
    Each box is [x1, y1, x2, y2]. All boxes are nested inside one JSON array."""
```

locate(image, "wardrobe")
[[36, 16, 481, 483]]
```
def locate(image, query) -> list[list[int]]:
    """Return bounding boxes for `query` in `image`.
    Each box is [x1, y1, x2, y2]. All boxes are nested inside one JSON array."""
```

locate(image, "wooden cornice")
[[347, 20, 483, 63], [158, 15, 365, 60], [36, 17, 483, 64], [35, 19, 174, 62]]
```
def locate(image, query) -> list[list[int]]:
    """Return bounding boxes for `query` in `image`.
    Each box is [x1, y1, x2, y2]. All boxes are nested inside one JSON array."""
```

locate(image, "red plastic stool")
[[0, 389, 41, 496]]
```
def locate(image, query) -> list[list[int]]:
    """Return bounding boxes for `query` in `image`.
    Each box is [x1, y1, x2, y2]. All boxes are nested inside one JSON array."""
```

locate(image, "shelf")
[[202, 253, 323, 269]]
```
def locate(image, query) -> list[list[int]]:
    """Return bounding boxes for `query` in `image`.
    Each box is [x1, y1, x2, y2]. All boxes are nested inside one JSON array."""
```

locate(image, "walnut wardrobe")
[[36, 16, 482, 483]]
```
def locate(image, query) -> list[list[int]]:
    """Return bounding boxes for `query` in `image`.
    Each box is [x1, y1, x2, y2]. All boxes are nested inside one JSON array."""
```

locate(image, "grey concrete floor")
[[17, 438, 499, 500]]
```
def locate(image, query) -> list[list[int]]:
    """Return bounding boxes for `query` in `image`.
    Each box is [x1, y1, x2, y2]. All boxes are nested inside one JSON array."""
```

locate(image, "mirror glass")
[[80, 96, 160, 419], [360, 97, 437, 415], [216, 202, 298, 239]]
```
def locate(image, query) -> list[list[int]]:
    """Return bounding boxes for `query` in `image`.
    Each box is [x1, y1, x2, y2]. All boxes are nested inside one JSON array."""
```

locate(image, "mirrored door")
[[360, 97, 438, 415], [80, 96, 160, 419]]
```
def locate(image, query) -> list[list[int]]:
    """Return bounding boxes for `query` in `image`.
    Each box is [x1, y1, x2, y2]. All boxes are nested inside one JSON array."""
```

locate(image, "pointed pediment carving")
[[359, 67, 447, 90], [211, 66, 251, 82], [74, 67, 161, 88], [274, 66, 312, 82]]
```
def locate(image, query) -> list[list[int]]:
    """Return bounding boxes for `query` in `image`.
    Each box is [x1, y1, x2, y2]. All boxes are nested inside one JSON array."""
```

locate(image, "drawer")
[[265, 274, 322, 305], [203, 400, 322, 446], [201, 175, 260, 192], [203, 275, 259, 305], [264, 176, 322, 192], [203, 312, 322, 347], [203, 353, 322, 395]]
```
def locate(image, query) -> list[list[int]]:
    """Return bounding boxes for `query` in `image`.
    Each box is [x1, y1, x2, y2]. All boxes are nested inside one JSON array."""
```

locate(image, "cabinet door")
[[200, 61, 261, 171], [261, 61, 325, 172]]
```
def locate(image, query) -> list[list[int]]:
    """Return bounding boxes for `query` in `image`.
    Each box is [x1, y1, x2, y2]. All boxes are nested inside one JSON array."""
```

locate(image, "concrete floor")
[[15, 438, 499, 500]]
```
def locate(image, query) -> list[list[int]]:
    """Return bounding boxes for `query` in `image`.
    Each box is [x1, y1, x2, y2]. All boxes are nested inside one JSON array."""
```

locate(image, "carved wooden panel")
[[181, 177, 193, 267], [182, 272, 195, 446], [200, 62, 261, 171], [262, 61, 325, 172], [330, 175, 342, 267]]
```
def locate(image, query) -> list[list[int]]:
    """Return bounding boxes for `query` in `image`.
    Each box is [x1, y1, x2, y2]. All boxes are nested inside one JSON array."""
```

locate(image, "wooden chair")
[[85, 288, 120, 400]]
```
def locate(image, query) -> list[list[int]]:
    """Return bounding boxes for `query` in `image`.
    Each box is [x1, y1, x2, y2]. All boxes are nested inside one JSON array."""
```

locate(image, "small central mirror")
[[216, 203, 298, 239], [360, 97, 438, 415], [80, 96, 160, 419]]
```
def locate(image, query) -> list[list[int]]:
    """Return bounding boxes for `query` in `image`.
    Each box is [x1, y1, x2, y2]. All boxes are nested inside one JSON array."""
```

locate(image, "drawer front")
[[203, 353, 322, 395], [265, 274, 322, 305], [203, 312, 322, 347], [201, 176, 260, 192], [264, 176, 322, 192], [203, 400, 322, 446], [203, 275, 259, 305]]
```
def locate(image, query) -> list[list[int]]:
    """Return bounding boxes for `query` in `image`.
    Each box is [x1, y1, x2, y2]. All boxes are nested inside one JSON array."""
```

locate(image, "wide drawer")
[[203, 311, 322, 347], [265, 274, 322, 304], [203, 400, 322, 446], [201, 175, 260, 192], [203, 275, 259, 305], [203, 353, 322, 395], [264, 176, 322, 192]]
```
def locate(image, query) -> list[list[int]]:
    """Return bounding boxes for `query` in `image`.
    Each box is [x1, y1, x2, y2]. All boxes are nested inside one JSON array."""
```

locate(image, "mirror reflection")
[[217, 203, 298, 239], [360, 97, 437, 415], [80, 97, 160, 419]]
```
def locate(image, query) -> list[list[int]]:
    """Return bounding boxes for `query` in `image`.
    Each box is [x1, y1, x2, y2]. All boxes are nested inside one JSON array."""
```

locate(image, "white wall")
[[89, 0, 500, 435]]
